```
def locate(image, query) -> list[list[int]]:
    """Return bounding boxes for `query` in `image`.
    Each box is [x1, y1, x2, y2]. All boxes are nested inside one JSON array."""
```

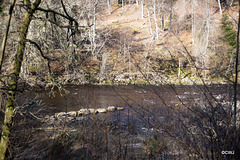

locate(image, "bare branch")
[[26, 39, 52, 75]]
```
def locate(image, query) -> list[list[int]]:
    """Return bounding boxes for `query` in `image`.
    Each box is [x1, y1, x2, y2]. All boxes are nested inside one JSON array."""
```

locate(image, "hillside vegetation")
[[0, 0, 238, 86]]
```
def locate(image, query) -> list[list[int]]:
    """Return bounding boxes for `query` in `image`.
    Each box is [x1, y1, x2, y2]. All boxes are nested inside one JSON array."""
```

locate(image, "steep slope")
[[91, 1, 235, 85]]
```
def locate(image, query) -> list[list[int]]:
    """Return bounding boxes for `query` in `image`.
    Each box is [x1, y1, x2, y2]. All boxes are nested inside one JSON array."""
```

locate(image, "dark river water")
[[12, 84, 239, 159], [16, 84, 235, 116]]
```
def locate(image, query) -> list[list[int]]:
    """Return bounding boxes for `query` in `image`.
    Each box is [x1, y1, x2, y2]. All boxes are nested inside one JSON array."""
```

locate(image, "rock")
[[55, 112, 67, 117], [117, 107, 124, 111], [107, 106, 116, 112], [78, 109, 90, 115], [88, 108, 96, 114], [96, 108, 107, 113], [67, 111, 77, 117]]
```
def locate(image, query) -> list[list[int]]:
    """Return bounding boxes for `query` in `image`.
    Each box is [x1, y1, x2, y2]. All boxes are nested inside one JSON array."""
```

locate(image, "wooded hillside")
[[0, 0, 238, 86]]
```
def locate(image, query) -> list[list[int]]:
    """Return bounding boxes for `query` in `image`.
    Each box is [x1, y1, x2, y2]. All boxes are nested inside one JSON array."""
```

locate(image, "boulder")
[[78, 109, 90, 115], [67, 111, 77, 117], [117, 107, 124, 111], [55, 112, 67, 117], [107, 106, 116, 112], [88, 108, 96, 114], [96, 108, 107, 113]]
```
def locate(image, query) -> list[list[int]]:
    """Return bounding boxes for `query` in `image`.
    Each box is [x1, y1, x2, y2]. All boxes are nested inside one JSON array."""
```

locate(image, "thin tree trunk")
[[226, 0, 229, 10], [92, 1, 97, 55], [178, 59, 181, 79], [168, 3, 172, 32], [128, 45, 131, 72], [142, 0, 144, 19], [107, 0, 111, 15], [233, 0, 240, 155], [0, 1, 42, 159], [154, 0, 159, 40], [147, 9, 153, 40], [192, 0, 195, 44], [0, 0, 17, 72], [161, 3, 164, 31], [218, 0, 222, 14], [136, 0, 138, 6], [203, 0, 210, 68], [230, 0, 233, 7]]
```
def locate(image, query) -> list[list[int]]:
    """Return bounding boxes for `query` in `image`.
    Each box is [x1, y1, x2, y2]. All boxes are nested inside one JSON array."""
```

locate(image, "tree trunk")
[[92, 1, 97, 55], [147, 9, 153, 40], [233, 0, 240, 156], [154, 0, 159, 40], [192, 0, 195, 44], [168, 3, 172, 32], [0, 0, 17, 72], [142, 0, 144, 19], [217, 0, 222, 14], [107, 0, 111, 15], [230, 0, 233, 7], [0, 1, 41, 159], [203, 0, 210, 68], [226, 0, 229, 10], [161, 3, 164, 31]]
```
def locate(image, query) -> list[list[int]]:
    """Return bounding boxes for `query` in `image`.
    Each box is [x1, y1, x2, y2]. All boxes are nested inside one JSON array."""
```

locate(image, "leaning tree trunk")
[[0, 0, 41, 159], [233, 0, 240, 157], [0, 0, 17, 72]]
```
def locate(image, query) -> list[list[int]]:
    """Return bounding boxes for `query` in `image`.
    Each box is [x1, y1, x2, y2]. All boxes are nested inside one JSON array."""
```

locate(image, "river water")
[[16, 84, 234, 116], [12, 84, 238, 159]]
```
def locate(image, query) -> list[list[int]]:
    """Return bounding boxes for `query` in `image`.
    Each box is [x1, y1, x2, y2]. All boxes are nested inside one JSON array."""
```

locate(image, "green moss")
[[221, 13, 237, 54]]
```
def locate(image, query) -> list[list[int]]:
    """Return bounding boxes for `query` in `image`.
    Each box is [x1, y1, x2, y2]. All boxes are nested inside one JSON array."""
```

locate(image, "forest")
[[0, 0, 240, 159]]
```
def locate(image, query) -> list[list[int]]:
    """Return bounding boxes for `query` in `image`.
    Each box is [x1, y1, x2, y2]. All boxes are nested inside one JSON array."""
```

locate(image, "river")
[[16, 84, 234, 116], [11, 84, 238, 159]]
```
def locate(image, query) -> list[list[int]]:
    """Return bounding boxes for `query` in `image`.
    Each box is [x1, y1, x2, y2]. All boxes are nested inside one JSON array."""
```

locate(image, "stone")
[[107, 106, 116, 112], [55, 112, 67, 117], [88, 108, 96, 114], [78, 109, 90, 115], [96, 108, 107, 113], [117, 107, 124, 111], [67, 111, 77, 117]]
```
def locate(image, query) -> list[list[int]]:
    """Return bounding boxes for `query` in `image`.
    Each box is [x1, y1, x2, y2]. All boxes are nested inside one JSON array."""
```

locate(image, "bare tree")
[[0, 0, 17, 71], [192, 0, 196, 44], [168, 1, 173, 32], [153, 0, 159, 40], [233, 0, 240, 154], [217, 0, 222, 14], [107, 0, 111, 15]]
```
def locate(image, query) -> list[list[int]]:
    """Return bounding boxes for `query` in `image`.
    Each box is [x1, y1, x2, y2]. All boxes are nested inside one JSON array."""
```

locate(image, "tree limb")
[[0, 0, 17, 72]]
